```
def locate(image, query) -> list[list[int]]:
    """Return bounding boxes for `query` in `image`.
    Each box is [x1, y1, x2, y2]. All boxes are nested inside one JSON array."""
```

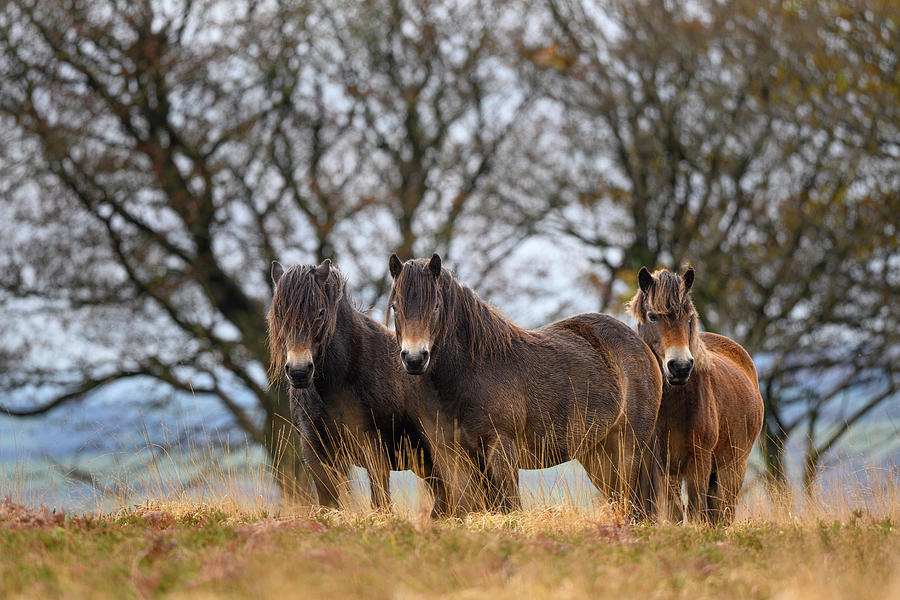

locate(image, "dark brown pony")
[[267, 259, 448, 512], [387, 254, 662, 518], [628, 266, 764, 524]]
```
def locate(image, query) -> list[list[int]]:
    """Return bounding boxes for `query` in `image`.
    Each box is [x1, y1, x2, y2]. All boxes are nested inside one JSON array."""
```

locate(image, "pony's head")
[[267, 259, 343, 388], [387, 253, 444, 374], [627, 266, 708, 386]]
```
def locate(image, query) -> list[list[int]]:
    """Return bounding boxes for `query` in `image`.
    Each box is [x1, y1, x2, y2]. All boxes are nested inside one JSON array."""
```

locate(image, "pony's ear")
[[638, 267, 654, 293], [314, 259, 331, 285], [271, 261, 284, 286], [389, 254, 403, 279], [428, 253, 442, 279], [683, 267, 695, 291]]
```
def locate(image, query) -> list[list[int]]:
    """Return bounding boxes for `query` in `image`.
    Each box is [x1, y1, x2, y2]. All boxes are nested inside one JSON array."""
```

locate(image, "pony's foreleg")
[[354, 433, 392, 511], [683, 454, 712, 524], [301, 439, 346, 509], [484, 435, 521, 512], [663, 475, 685, 523], [421, 460, 452, 518], [418, 413, 480, 517]]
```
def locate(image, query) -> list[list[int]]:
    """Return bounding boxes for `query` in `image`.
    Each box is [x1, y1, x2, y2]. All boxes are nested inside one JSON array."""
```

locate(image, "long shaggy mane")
[[389, 259, 535, 360]]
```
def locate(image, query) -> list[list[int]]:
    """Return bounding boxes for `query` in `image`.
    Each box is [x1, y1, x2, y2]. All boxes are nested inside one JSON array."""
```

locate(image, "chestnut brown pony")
[[268, 259, 450, 513], [628, 266, 764, 525], [387, 254, 662, 518]]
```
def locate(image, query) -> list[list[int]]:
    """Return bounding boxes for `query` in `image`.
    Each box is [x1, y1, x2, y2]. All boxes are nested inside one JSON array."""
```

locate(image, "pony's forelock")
[[627, 268, 710, 372], [266, 263, 345, 383]]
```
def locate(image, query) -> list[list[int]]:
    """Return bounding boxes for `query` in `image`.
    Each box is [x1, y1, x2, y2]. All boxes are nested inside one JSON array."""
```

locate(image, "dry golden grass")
[[1, 494, 897, 600], [2, 432, 898, 599]]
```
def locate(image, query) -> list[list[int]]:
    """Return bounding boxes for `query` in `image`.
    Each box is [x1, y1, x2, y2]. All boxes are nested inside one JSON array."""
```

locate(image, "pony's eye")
[[318, 308, 326, 318], [433, 303, 441, 314], [647, 312, 658, 323]]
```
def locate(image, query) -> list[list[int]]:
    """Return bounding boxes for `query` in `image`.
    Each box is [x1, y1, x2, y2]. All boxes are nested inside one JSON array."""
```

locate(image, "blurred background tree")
[[0, 0, 552, 498], [527, 0, 900, 492], [0, 0, 897, 500]]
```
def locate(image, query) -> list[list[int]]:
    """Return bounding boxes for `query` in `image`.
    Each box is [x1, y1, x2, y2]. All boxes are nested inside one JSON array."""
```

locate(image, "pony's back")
[[700, 332, 760, 392]]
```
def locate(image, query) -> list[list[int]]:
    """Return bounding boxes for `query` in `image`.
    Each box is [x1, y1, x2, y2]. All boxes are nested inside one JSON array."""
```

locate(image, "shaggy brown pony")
[[268, 259, 450, 513], [387, 254, 662, 518], [628, 266, 764, 525]]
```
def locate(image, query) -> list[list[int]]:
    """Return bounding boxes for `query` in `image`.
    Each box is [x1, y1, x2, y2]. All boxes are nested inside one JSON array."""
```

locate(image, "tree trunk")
[[802, 449, 820, 498], [760, 416, 790, 496]]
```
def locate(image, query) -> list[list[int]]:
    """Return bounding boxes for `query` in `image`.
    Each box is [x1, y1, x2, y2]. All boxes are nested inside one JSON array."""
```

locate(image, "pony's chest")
[[322, 389, 371, 425], [657, 383, 717, 443], [294, 386, 375, 437]]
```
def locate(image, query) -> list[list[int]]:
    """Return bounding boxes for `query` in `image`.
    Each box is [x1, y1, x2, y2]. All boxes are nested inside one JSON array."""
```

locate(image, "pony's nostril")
[[284, 364, 291, 374], [400, 349, 409, 360], [667, 359, 693, 378], [421, 350, 429, 360], [287, 364, 313, 381]]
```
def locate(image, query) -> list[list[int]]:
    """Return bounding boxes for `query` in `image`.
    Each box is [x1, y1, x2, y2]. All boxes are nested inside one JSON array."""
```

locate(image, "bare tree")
[[0, 0, 551, 495], [526, 0, 900, 490], [307, 0, 554, 301]]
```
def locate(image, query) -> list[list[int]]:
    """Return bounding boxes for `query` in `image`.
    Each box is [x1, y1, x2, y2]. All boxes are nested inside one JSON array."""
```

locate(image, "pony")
[[628, 266, 764, 525], [267, 259, 451, 513], [387, 253, 662, 518]]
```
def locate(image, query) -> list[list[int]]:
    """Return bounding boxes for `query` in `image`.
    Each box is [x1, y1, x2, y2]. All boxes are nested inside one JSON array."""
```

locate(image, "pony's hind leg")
[[648, 444, 685, 523], [621, 429, 655, 522], [582, 432, 647, 520], [707, 462, 746, 526], [581, 451, 616, 503], [415, 453, 448, 518], [484, 435, 521, 512], [582, 444, 637, 519], [420, 453, 477, 518], [426, 472, 452, 518]]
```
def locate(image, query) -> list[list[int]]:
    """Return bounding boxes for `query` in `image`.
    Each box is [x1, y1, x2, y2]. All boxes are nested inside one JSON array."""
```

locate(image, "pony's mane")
[[392, 259, 534, 360], [266, 263, 347, 382], [627, 268, 710, 372]]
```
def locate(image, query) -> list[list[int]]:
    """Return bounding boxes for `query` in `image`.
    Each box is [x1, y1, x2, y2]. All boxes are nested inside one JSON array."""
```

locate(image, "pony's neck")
[[691, 335, 711, 374], [688, 309, 712, 373], [315, 286, 358, 386], [439, 276, 527, 365]]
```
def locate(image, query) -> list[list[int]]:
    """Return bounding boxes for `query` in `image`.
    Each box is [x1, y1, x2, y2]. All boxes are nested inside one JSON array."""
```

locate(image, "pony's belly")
[[517, 428, 574, 468], [520, 408, 618, 468]]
